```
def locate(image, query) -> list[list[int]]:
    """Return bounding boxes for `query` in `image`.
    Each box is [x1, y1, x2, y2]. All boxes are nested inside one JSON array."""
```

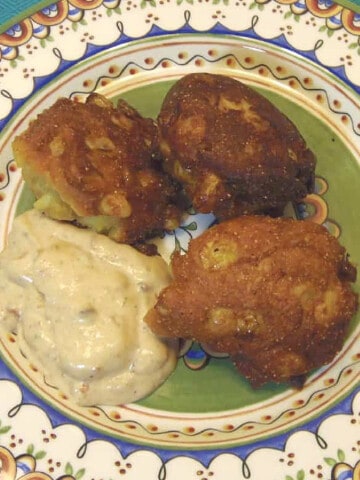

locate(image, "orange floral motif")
[[31, 1, 69, 26], [0, 1, 120, 53], [271, 0, 360, 34], [341, 9, 360, 35], [0, 446, 75, 480], [295, 176, 341, 238], [0, 19, 33, 47], [332, 460, 360, 480], [305, 0, 343, 18], [69, 0, 104, 8]]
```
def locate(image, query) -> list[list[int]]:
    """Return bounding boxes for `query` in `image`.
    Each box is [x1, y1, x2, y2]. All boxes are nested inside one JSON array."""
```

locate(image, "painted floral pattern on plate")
[[0, 1, 359, 480]]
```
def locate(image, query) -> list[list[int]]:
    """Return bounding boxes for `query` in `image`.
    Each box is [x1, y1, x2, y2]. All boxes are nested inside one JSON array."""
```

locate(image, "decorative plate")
[[0, 2, 359, 480]]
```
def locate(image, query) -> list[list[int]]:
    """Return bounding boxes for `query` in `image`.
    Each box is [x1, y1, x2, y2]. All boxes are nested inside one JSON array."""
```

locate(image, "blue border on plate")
[[1, 21, 359, 133], [0, 19, 359, 465], [4, 355, 358, 461]]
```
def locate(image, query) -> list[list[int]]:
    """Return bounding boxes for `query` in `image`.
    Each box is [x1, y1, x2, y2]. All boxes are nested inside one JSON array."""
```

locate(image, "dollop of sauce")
[[0, 210, 177, 405]]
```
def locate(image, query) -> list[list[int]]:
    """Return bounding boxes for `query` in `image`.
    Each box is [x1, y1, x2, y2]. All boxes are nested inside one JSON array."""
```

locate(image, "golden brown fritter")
[[158, 73, 316, 219], [145, 216, 358, 386], [13, 93, 183, 245]]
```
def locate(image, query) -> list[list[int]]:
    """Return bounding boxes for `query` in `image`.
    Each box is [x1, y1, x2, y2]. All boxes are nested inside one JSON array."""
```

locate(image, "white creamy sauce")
[[0, 209, 177, 406]]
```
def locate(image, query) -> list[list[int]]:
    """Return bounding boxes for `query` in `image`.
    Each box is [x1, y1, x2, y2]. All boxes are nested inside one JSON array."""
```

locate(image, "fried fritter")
[[13, 93, 183, 244], [145, 216, 358, 386], [158, 73, 316, 219]]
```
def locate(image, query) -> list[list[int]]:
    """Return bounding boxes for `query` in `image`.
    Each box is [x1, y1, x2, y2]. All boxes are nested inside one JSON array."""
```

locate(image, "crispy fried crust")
[[145, 216, 358, 386], [158, 73, 316, 219], [13, 93, 183, 244]]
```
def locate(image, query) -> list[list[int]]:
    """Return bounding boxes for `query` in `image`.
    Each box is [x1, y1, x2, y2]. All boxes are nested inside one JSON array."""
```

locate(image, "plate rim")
[[0, 0, 360, 476]]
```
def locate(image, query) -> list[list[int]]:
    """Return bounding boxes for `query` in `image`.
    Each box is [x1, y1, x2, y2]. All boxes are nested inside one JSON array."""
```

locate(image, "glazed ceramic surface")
[[0, 2, 359, 479]]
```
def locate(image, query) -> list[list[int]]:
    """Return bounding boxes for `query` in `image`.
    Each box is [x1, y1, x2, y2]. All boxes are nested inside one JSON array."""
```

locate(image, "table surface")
[[0, 0, 359, 34], [0, 0, 50, 34]]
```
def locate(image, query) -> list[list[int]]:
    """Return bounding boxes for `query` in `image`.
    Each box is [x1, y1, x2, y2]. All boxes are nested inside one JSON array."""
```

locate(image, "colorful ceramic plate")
[[0, 2, 359, 479]]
